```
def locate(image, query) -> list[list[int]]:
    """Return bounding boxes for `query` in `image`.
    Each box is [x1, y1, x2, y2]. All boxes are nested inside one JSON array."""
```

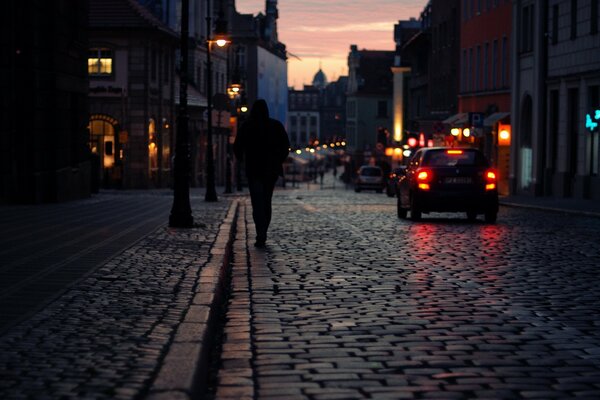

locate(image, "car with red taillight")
[[396, 147, 499, 222]]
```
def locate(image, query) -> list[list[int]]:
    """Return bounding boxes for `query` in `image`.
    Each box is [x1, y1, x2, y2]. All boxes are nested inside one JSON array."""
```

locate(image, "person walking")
[[234, 99, 290, 247]]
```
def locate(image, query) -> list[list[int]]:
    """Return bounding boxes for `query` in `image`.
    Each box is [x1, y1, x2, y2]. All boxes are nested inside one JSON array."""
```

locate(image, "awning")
[[442, 113, 468, 125], [484, 112, 510, 127]]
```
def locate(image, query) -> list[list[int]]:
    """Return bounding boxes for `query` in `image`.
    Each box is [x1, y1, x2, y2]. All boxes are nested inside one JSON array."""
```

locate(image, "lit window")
[[88, 48, 113, 76]]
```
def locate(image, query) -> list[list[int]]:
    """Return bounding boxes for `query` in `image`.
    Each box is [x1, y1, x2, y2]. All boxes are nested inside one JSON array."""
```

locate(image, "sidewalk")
[[500, 194, 600, 217], [0, 191, 240, 400]]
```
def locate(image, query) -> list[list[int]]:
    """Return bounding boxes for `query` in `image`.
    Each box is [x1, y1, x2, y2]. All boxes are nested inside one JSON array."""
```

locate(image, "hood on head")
[[250, 99, 269, 120]]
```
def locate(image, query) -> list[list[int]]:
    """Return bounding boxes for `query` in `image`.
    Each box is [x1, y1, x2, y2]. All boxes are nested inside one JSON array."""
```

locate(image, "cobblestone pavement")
[[0, 192, 232, 399], [215, 184, 600, 399]]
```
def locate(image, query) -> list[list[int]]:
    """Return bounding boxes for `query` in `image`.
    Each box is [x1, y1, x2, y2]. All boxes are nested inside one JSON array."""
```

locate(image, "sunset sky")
[[236, 0, 429, 89]]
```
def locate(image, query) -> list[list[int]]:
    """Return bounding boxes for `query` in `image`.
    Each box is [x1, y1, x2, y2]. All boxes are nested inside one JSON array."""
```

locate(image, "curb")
[[500, 201, 600, 218], [147, 200, 239, 400]]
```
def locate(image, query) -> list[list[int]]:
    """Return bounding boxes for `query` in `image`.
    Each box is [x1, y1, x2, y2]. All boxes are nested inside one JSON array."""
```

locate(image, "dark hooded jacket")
[[233, 99, 290, 179]]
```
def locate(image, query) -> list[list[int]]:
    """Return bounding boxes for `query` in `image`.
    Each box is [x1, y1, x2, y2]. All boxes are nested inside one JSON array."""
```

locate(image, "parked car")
[[354, 165, 384, 193], [386, 166, 406, 197], [396, 147, 499, 222]]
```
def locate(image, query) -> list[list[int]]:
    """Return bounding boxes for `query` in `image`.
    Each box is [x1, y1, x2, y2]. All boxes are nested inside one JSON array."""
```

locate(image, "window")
[[552, 4, 559, 44], [475, 45, 481, 91], [484, 42, 489, 89], [501, 37, 508, 87], [88, 48, 113, 76], [469, 48, 474, 92], [164, 53, 170, 80], [377, 100, 388, 118], [571, 0, 578, 39], [462, 49, 468, 92], [591, 0, 598, 34], [151, 50, 157, 81], [310, 116, 317, 127], [290, 116, 297, 126], [492, 40, 498, 88], [521, 4, 534, 52]]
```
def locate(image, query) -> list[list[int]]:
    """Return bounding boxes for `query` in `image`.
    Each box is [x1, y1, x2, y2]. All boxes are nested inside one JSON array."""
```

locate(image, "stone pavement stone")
[[0, 196, 237, 400], [210, 184, 600, 399]]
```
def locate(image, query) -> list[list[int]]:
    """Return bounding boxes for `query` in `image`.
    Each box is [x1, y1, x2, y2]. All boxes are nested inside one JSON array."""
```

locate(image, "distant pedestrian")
[[234, 99, 290, 247]]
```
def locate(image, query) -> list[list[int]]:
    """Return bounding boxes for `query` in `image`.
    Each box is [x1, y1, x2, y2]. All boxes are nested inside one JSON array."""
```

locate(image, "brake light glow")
[[417, 171, 430, 181], [485, 169, 497, 191], [446, 150, 463, 155], [416, 169, 432, 190]]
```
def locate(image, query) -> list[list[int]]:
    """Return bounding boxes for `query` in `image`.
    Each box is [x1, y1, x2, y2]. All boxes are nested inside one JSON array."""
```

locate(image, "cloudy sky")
[[236, 0, 429, 89]]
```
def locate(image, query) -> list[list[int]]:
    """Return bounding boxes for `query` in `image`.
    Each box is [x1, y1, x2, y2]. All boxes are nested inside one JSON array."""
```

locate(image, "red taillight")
[[417, 169, 432, 182], [485, 169, 497, 190], [416, 168, 432, 190]]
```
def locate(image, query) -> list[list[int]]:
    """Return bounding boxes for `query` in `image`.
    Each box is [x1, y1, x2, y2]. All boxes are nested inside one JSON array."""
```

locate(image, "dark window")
[[151, 50, 157, 81], [423, 149, 487, 167], [592, 0, 598, 34], [462, 49, 468, 92], [164, 53, 170, 80], [475, 46, 481, 91], [484, 42, 489, 89], [469, 48, 474, 91], [552, 4, 559, 44], [521, 4, 535, 52], [501, 37, 508, 87], [571, 0, 578, 39], [568, 88, 579, 176], [549, 90, 559, 172], [377, 100, 388, 118], [492, 40, 498, 88], [290, 116, 297, 126]]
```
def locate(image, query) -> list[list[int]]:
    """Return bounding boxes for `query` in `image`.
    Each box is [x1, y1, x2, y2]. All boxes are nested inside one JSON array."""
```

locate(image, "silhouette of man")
[[234, 99, 290, 247]]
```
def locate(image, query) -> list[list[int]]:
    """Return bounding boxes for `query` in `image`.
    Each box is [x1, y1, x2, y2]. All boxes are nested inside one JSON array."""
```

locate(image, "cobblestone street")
[[215, 184, 600, 399], [1, 183, 600, 399]]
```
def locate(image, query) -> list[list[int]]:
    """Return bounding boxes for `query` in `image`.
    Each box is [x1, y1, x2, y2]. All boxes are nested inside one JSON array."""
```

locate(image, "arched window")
[[89, 115, 117, 168]]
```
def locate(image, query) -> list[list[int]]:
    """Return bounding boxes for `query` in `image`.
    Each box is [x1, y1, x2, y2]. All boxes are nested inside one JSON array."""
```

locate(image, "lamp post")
[[204, 2, 229, 202], [169, 0, 193, 227]]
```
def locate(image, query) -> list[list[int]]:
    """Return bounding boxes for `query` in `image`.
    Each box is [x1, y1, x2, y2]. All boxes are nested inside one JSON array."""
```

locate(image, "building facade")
[[346, 45, 395, 164], [458, 0, 512, 195], [228, 0, 287, 125], [2, 0, 91, 203], [320, 76, 348, 145], [512, 0, 600, 200], [89, 0, 178, 189], [288, 86, 321, 148]]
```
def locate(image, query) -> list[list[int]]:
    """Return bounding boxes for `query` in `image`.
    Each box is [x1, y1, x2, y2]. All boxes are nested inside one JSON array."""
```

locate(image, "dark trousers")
[[248, 175, 278, 241]]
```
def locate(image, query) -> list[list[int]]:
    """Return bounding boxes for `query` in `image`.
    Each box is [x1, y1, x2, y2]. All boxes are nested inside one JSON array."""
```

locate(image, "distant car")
[[396, 147, 499, 222], [386, 166, 406, 197], [355, 165, 384, 193]]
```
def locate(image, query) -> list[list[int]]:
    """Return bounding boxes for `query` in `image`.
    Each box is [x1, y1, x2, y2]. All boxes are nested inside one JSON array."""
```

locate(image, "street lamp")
[[205, 2, 229, 202], [169, 0, 193, 227]]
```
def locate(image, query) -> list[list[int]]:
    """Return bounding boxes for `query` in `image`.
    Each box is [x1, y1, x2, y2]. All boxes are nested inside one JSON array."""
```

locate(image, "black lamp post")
[[169, 0, 193, 227], [204, 2, 229, 202]]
